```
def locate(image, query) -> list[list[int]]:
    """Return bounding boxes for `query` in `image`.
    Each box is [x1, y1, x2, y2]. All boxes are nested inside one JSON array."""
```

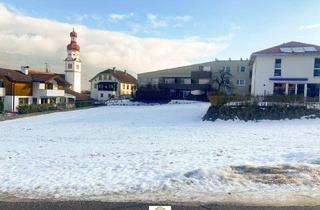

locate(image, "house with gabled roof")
[[0, 66, 76, 112], [89, 68, 137, 101], [250, 41, 320, 99]]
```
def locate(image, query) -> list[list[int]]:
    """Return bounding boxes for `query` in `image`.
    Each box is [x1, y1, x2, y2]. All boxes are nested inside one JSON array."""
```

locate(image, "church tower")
[[65, 28, 81, 93]]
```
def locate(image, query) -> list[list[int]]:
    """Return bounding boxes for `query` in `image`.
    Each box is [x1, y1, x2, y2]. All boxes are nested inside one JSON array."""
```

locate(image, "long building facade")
[[138, 59, 251, 99]]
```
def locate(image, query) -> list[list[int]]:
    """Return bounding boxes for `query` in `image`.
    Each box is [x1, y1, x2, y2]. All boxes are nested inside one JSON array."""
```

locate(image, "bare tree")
[[212, 70, 233, 93]]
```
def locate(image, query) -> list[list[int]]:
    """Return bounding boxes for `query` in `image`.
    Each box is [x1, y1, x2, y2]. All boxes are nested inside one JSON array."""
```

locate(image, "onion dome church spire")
[[64, 28, 82, 93]]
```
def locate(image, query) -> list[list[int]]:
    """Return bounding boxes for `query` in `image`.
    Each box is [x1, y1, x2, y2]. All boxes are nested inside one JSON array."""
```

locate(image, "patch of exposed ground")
[[225, 165, 320, 185]]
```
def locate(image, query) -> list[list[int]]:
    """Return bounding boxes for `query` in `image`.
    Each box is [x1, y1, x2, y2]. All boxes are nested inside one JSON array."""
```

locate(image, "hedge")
[[203, 104, 320, 122], [133, 85, 171, 104], [0, 101, 3, 113], [17, 104, 57, 114], [75, 100, 94, 108]]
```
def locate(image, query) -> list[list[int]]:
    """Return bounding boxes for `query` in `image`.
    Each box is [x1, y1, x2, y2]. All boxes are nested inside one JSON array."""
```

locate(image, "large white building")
[[250, 41, 320, 98], [65, 29, 82, 93]]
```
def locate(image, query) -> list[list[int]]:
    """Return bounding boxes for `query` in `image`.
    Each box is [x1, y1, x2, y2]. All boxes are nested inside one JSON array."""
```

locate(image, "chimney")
[[112, 67, 116, 71], [20, 66, 29, 75]]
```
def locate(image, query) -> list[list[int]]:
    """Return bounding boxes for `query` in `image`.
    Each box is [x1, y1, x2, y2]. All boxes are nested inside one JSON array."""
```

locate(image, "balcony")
[[34, 89, 65, 97], [0, 87, 5, 96]]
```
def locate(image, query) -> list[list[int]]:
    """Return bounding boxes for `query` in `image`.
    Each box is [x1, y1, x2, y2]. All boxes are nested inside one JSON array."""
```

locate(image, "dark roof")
[[31, 74, 70, 86], [65, 89, 92, 101], [252, 41, 320, 55], [90, 69, 137, 84], [0, 68, 31, 82], [0, 68, 70, 86]]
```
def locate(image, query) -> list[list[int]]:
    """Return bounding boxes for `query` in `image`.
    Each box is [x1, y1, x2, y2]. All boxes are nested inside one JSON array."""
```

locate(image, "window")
[[288, 84, 296, 95], [274, 59, 281, 76], [32, 98, 37, 104], [99, 75, 102, 80], [314, 58, 320, 76], [19, 98, 29, 105], [164, 78, 175, 84], [0, 80, 3, 87], [223, 66, 231, 73], [104, 74, 107, 80], [238, 66, 246, 72], [297, 84, 305, 95], [199, 66, 204, 71], [273, 83, 285, 95], [236, 80, 245, 86], [68, 63, 73, 69], [108, 75, 112, 80], [275, 59, 282, 68], [41, 98, 48, 104], [100, 93, 104, 98], [94, 84, 97, 89], [46, 83, 53, 90], [127, 85, 129, 90]]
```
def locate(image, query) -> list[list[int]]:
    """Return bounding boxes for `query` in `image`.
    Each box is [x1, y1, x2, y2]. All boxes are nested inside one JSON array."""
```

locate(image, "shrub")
[[75, 100, 94, 108], [133, 84, 171, 104], [203, 104, 320, 122], [17, 104, 55, 114]]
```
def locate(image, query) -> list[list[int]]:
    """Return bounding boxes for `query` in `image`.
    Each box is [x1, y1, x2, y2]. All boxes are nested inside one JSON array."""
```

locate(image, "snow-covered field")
[[0, 102, 320, 205]]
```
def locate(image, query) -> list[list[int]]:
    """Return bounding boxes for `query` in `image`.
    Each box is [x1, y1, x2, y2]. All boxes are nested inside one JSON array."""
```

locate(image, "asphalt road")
[[0, 201, 319, 210]]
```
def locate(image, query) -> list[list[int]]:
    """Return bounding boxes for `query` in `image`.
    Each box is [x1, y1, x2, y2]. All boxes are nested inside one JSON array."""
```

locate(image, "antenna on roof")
[[45, 62, 49, 73]]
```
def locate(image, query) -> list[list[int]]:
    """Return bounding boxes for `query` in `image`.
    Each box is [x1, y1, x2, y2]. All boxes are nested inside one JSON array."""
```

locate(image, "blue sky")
[[1, 0, 320, 84], [3, 0, 320, 58]]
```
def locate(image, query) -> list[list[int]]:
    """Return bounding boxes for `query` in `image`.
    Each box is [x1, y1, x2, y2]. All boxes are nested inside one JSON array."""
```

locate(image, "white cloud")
[[0, 3, 233, 89], [147, 14, 192, 29], [298, 23, 320, 30], [108, 13, 134, 23], [147, 14, 168, 28]]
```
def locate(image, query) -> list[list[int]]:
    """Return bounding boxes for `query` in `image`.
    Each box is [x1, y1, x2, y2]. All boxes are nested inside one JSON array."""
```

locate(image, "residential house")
[[0, 66, 76, 112], [90, 68, 138, 101], [250, 41, 320, 98], [138, 59, 250, 99]]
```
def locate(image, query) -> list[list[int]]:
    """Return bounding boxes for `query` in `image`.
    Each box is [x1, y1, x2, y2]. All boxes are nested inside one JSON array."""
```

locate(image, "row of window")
[[98, 74, 112, 80], [67, 63, 80, 70], [94, 83, 136, 91], [273, 83, 320, 97], [197, 65, 247, 73], [223, 66, 246, 73], [18, 97, 64, 105], [163, 77, 246, 86], [273, 58, 320, 77]]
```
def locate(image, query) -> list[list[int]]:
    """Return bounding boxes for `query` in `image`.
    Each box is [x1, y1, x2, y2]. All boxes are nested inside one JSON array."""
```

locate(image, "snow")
[[0, 102, 320, 204]]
